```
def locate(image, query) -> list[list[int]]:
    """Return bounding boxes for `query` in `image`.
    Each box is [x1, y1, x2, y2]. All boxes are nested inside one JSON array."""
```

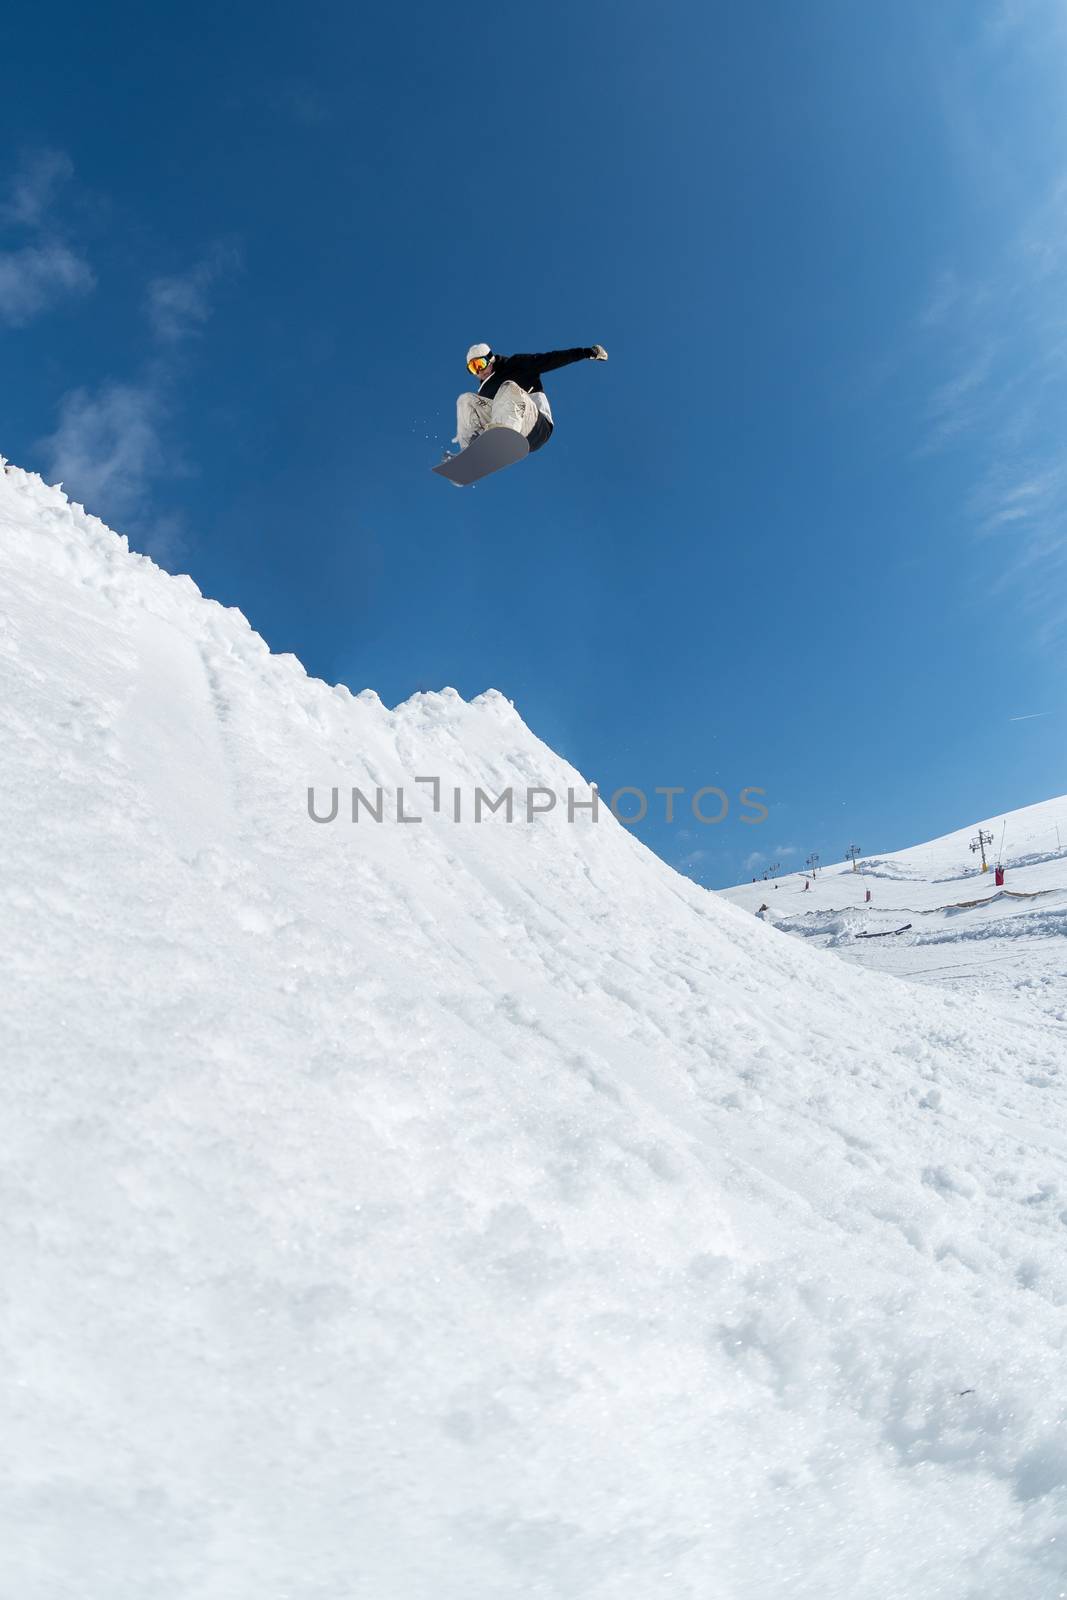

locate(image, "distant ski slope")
[[720, 798, 1067, 1021], [3, 456, 1067, 1600]]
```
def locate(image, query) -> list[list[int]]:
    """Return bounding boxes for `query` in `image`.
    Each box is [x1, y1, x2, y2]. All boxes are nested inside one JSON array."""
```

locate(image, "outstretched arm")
[[513, 346, 608, 373]]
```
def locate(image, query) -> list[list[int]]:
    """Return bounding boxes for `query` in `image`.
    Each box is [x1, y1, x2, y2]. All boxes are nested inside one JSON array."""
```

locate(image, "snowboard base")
[[433, 426, 529, 486]]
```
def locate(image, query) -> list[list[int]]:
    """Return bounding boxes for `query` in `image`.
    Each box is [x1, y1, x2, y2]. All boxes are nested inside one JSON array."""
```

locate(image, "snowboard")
[[432, 426, 529, 486]]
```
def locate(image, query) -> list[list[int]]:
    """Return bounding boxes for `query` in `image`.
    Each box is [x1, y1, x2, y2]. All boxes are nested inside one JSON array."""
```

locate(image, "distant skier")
[[455, 342, 609, 456]]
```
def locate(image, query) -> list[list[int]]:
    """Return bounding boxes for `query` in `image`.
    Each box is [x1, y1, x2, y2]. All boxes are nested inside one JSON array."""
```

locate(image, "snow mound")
[[721, 793, 1067, 1024], [3, 458, 1067, 1600]]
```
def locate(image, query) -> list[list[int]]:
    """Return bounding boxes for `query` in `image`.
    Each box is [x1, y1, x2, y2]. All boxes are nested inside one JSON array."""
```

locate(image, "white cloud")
[[147, 269, 212, 343], [0, 242, 95, 326], [923, 348, 999, 450], [918, 269, 963, 330], [0, 150, 94, 327], [42, 383, 165, 519], [1, 149, 74, 228], [983, 0, 1067, 45], [7, 163, 232, 558], [917, 158, 1067, 636], [973, 462, 1066, 534], [44, 242, 240, 538], [147, 243, 239, 342], [140, 512, 188, 569]]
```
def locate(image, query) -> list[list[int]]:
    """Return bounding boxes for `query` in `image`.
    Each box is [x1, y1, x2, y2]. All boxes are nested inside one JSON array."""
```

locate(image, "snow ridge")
[[3, 458, 1067, 1600]]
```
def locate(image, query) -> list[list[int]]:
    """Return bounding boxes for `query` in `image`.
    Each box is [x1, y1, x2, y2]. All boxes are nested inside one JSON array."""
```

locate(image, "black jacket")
[[476, 347, 596, 402], [477, 347, 595, 452]]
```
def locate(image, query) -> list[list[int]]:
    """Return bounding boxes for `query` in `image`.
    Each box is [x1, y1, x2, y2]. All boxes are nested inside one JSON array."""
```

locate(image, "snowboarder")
[[454, 342, 609, 456]]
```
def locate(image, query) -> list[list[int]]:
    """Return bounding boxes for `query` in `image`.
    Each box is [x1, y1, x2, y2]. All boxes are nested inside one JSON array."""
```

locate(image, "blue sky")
[[2, 0, 1065, 887]]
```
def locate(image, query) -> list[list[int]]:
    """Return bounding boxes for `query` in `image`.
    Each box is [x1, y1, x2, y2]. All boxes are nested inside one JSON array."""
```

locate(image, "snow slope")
[[3, 456, 1067, 1600], [721, 802, 1067, 1023]]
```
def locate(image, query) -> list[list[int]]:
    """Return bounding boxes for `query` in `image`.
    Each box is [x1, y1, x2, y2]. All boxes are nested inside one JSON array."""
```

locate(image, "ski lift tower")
[[846, 844, 862, 872], [970, 828, 994, 872]]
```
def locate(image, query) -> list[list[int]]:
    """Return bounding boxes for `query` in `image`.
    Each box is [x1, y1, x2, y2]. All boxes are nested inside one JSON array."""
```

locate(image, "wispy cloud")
[[8, 149, 237, 563], [1008, 710, 1051, 721], [982, 0, 1067, 47], [227, 78, 336, 127], [0, 149, 74, 228], [914, 16, 1067, 641], [42, 383, 166, 520], [38, 236, 240, 558], [41, 381, 196, 568], [0, 149, 94, 326], [923, 347, 999, 451], [0, 243, 94, 326], [139, 511, 189, 566], [146, 241, 240, 343]]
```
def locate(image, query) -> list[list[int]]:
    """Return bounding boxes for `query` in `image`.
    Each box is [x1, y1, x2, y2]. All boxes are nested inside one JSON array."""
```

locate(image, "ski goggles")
[[467, 355, 491, 375]]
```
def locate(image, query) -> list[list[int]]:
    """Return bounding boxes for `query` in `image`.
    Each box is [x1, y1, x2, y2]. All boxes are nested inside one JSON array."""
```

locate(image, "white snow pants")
[[455, 381, 540, 450]]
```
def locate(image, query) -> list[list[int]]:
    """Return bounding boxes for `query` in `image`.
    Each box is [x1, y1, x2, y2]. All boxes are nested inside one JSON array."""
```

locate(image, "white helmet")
[[466, 342, 493, 375]]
